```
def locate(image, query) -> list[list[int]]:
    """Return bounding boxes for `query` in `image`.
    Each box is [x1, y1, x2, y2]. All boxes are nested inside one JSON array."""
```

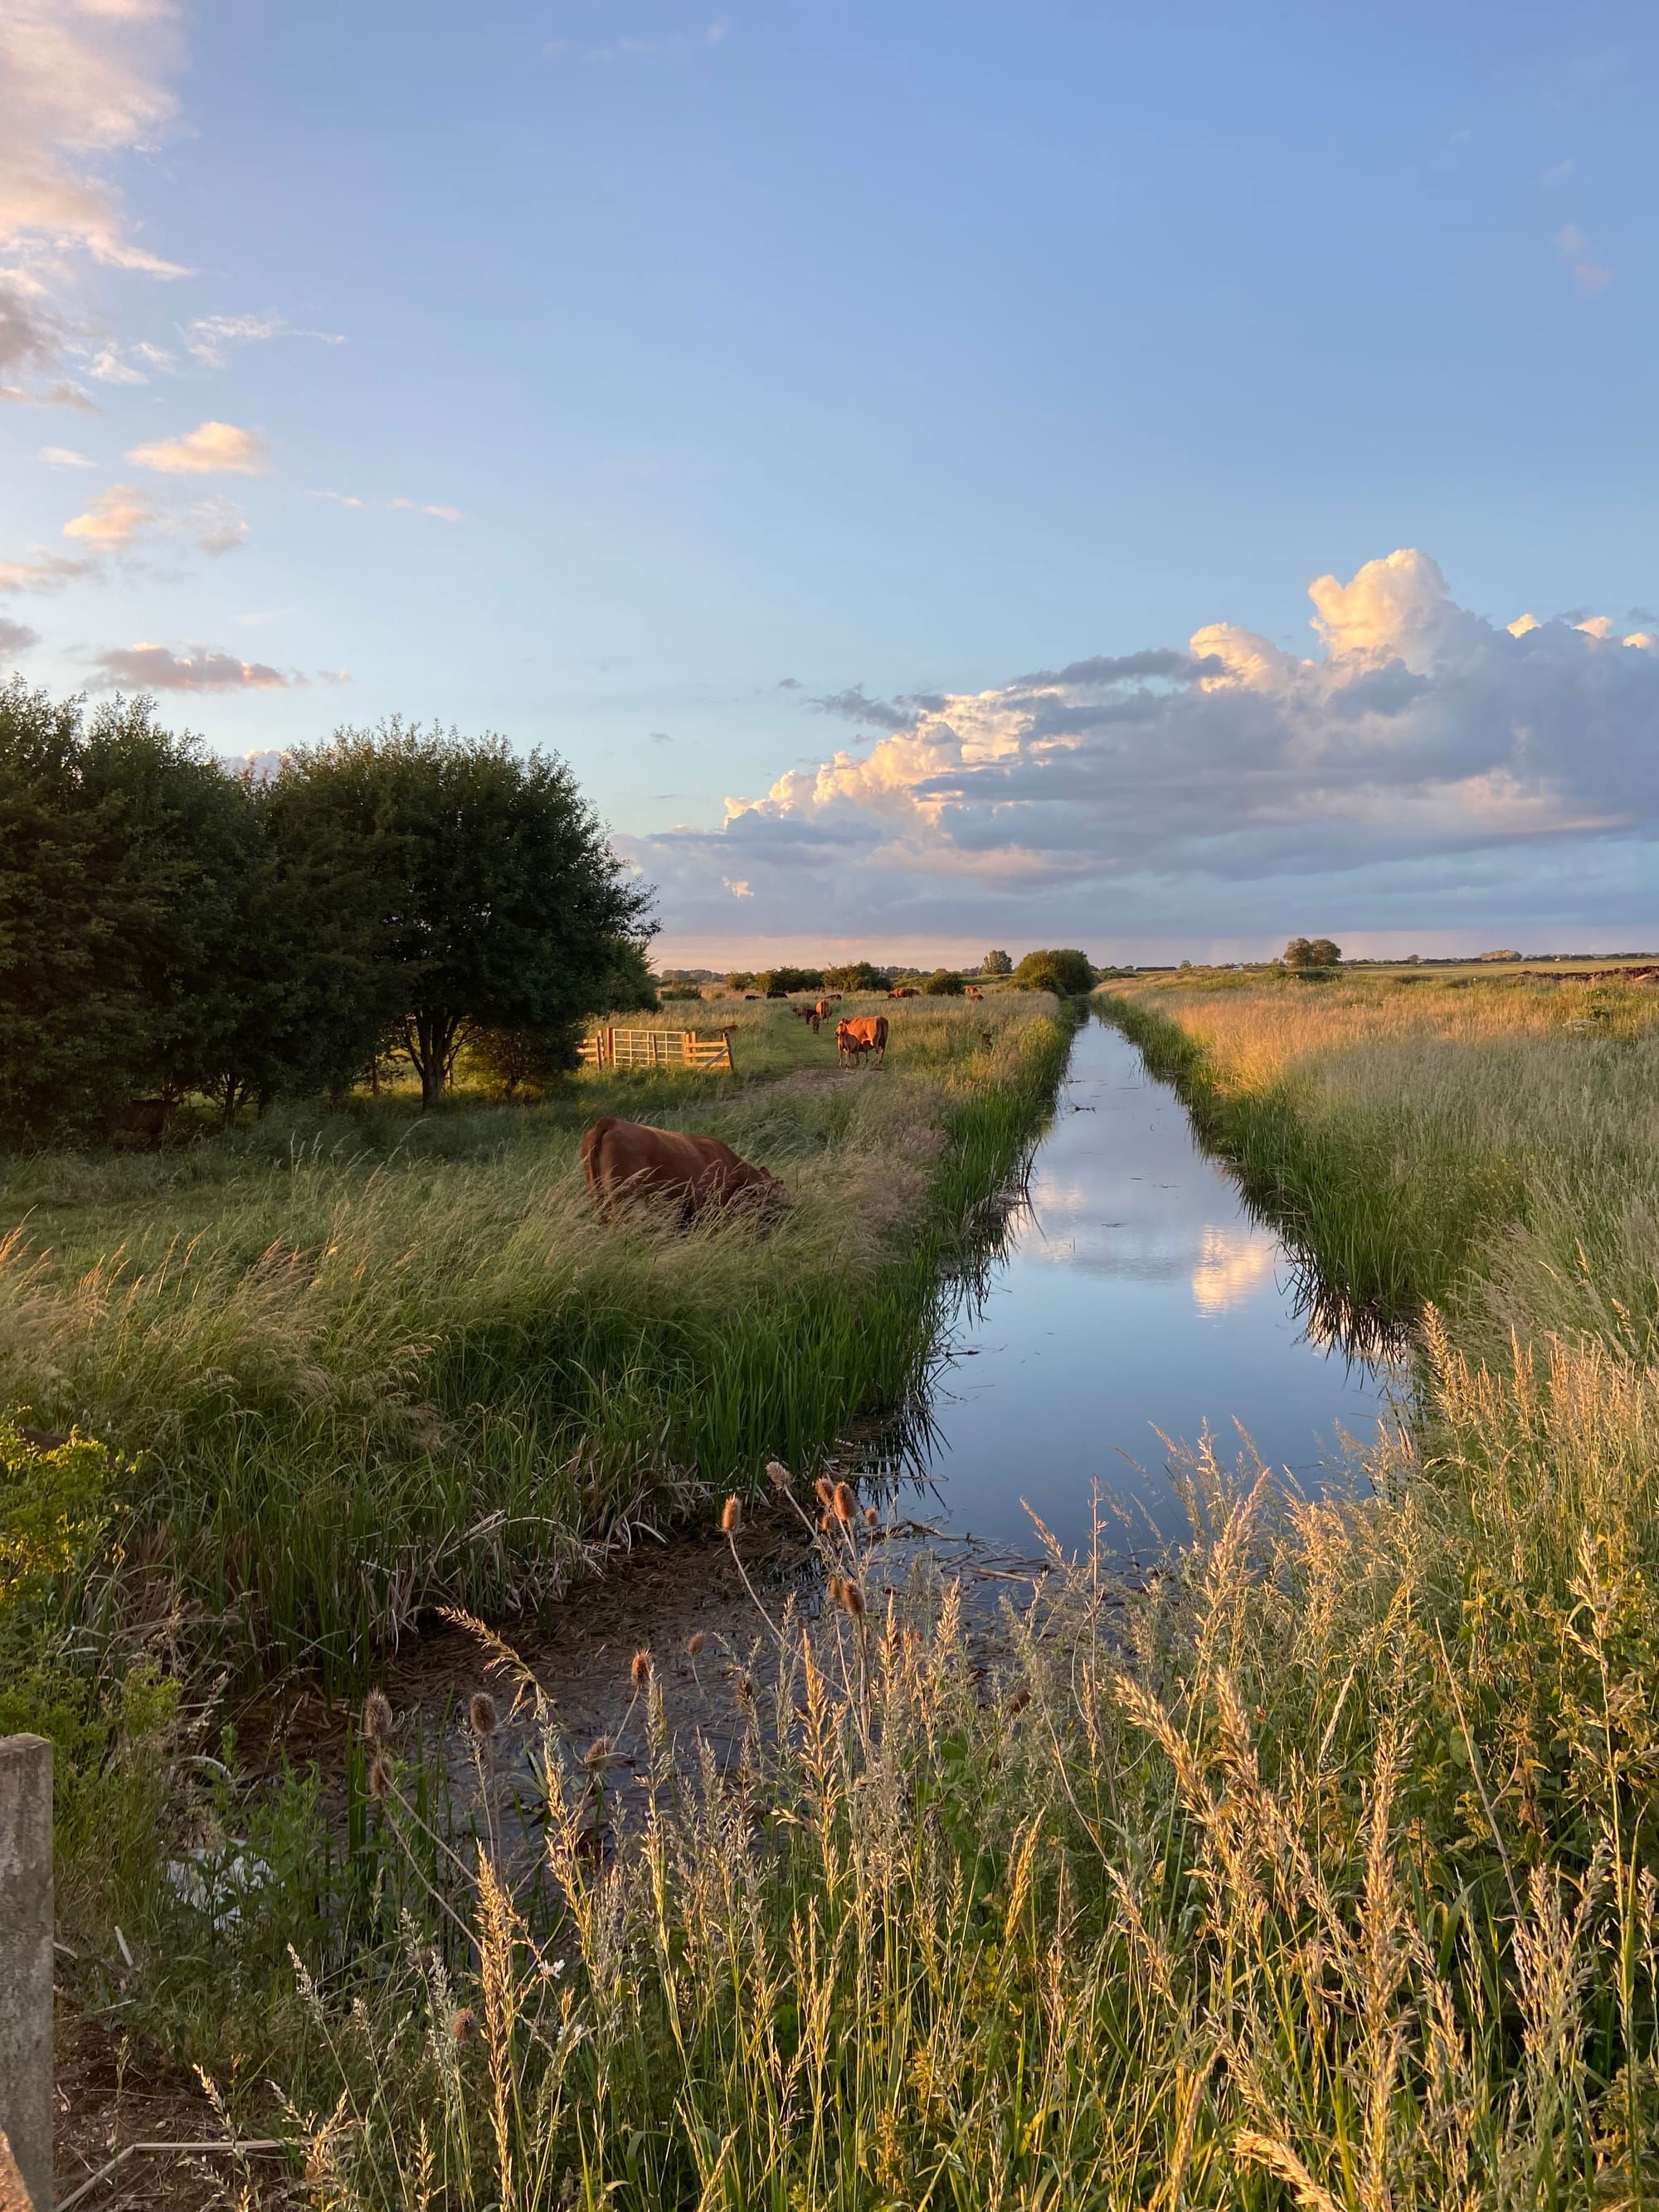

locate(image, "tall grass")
[[0, 995, 1070, 1675], [227, 970, 1659, 2208], [1097, 971, 1659, 1358]]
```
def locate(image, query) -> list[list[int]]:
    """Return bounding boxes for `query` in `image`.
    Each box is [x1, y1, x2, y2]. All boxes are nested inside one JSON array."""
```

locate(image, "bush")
[[755, 966, 824, 997], [459, 1024, 579, 1096], [1014, 947, 1096, 994], [659, 983, 704, 1003], [823, 961, 889, 994], [921, 969, 965, 995]]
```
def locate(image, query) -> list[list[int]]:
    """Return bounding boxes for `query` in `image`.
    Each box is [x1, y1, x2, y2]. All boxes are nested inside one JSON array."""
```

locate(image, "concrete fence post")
[[0, 1735, 51, 2210]]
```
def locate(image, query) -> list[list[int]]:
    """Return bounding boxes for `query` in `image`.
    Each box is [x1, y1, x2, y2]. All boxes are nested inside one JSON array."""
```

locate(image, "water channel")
[[883, 1010, 1394, 1560]]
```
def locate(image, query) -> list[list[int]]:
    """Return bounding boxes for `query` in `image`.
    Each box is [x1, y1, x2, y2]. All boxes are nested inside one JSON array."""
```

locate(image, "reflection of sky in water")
[[905, 1018, 1391, 1556]]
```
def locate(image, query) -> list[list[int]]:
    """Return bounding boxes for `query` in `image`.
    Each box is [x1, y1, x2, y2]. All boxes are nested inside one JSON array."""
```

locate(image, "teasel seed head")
[[766, 1458, 791, 1492], [815, 1476, 834, 1507], [841, 1578, 867, 1618], [686, 1631, 708, 1658], [630, 1648, 653, 1689], [468, 1690, 499, 1738], [864, 1505, 879, 1529], [1007, 1686, 1032, 1717], [826, 1573, 846, 1608], [451, 2006, 476, 2043], [584, 1734, 611, 1771], [721, 1495, 742, 1534], [362, 1688, 392, 1747], [366, 1750, 393, 1801], [832, 1481, 856, 1524]]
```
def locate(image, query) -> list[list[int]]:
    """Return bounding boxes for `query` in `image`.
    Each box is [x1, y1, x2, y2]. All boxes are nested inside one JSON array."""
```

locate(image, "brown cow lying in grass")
[[581, 1116, 785, 1224]]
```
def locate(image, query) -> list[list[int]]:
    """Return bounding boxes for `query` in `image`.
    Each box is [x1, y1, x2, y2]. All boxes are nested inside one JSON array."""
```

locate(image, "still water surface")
[[898, 1014, 1391, 1557]]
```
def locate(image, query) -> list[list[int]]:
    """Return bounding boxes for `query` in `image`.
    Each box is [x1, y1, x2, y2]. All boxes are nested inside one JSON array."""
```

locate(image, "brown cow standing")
[[810, 997, 830, 1033], [836, 1014, 888, 1068], [581, 1116, 784, 1223]]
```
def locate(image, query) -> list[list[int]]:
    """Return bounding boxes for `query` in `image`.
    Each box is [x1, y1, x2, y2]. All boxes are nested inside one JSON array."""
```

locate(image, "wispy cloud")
[[1557, 221, 1615, 294], [546, 17, 732, 61], [128, 419, 268, 474], [183, 311, 345, 368], [311, 489, 464, 523], [62, 482, 153, 551], [1543, 158, 1574, 187], [0, 549, 96, 590], [0, 615, 40, 656], [38, 443, 92, 466]]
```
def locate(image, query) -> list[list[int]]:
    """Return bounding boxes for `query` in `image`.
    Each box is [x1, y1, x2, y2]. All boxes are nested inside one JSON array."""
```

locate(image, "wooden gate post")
[[0, 1734, 52, 2209]]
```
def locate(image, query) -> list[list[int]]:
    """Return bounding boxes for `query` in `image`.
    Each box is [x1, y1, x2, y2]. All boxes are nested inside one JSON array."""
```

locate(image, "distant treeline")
[[0, 680, 654, 1139], [672, 950, 1097, 996]]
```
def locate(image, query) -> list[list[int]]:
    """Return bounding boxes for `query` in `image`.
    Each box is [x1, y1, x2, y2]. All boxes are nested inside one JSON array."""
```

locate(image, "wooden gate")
[[578, 1027, 736, 1072]]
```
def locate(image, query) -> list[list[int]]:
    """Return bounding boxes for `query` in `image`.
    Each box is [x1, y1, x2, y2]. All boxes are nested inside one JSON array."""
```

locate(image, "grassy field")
[[27, 970, 1659, 2205], [0, 992, 1068, 1680], [227, 967, 1659, 2209]]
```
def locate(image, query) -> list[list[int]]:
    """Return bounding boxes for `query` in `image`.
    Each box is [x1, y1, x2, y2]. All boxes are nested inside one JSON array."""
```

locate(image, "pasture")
[[0, 992, 1068, 1679]]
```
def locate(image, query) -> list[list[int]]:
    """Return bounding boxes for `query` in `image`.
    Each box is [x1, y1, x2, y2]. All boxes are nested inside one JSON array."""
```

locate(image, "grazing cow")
[[887, 986, 918, 999], [964, 985, 983, 1000], [836, 1014, 888, 1068], [581, 1116, 785, 1224], [810, 997, 831, 1033], [791, 1004, 816, 1021]]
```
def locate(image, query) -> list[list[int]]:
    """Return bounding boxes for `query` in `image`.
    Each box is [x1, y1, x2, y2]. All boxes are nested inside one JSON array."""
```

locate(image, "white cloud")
[[38, 443, 91, 465], [90, 641, 294, 691], [127, 418, 268, 474], [627, 549, 1659, 944], [546, 17, 732, 61], [61, 479, 153, 550]]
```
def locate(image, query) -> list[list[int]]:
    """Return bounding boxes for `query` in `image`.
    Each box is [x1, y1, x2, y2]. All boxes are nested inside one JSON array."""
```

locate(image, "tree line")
[[0, 680, 654, 1140]]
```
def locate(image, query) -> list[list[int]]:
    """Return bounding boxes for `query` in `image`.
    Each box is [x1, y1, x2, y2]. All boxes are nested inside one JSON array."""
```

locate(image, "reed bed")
[[0, 995, 1068, 1675]]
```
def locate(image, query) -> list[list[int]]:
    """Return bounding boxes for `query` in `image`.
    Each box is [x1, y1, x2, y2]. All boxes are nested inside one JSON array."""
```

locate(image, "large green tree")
[[267, 722, 654, 1106], [0, 681, 265, 1137], [1282, 936, 1342, 971]]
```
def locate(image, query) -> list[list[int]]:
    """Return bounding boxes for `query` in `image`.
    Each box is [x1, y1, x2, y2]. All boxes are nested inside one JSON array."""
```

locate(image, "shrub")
[[1014, 947, 1096, 994], [921, 968, 965, 995]]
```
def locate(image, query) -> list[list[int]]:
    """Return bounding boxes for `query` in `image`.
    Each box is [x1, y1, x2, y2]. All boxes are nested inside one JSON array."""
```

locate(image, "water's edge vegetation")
[[22, 973, 1659, 2205]]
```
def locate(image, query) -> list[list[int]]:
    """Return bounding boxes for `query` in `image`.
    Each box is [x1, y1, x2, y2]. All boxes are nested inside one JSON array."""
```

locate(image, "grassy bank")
[[246, 973, 1659, 2208], [0, 993, 1070, 1680], [1097, 969, 1659, 1359]]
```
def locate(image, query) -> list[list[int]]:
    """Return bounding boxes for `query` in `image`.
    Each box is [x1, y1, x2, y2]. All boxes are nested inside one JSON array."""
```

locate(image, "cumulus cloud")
[[127, 419, 267, 474], [62, 480, 153, 550], [0, 614, 39, 656], [626, 548, 1659, 945], [90, 642, 293, 691]]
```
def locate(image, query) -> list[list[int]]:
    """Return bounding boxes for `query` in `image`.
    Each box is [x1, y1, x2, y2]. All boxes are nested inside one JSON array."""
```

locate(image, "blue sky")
[[2, 0, 1657, 963]]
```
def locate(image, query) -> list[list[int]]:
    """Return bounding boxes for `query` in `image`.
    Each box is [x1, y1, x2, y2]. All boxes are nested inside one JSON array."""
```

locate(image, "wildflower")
[[362, 1688, 392, 1747], [832, 1481, 856, 1524], [686, 1631, 708, 1657], [766, 1458, 791, 1491], [451, 2007, 476, 2042], [468, 1691, 499, 1738], [721, 1495, 742, 1534], [630, 1649, 653, 1689]]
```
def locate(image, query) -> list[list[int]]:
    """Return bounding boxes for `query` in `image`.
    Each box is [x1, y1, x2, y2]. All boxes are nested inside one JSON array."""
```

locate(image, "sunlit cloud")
[[127, 419, 268, 474], [62, 481, 153, 550], [89, 641, 350, 692], [183, 311, 345, 367], [311, 488, 464, 522], [628, 549, 1659, 946], [1557, 221, 1615, 295]]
